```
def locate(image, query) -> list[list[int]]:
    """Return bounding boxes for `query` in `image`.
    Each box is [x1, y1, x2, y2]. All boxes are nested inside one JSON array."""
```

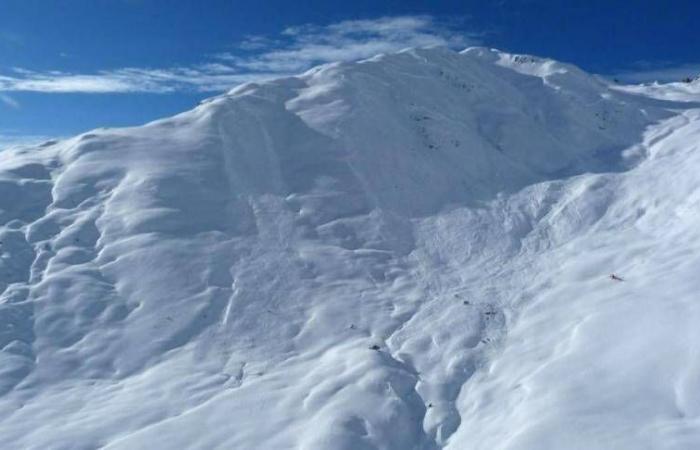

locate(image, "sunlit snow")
[[1, 47, 699, 450]]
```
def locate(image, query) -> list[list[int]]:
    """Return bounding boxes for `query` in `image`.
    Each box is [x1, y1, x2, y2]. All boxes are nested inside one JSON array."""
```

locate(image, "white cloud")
[[226, 15, 476, 74], [0, 132, 57, 151], [236, 35, 280, 51], [0, 93, 20, 108], [0, 15, 477, 94], [0, 67, 270, 94]]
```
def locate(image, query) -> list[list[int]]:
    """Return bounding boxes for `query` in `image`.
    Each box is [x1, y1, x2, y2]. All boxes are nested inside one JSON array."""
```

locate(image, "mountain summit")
[[1, 47, 700, 449]]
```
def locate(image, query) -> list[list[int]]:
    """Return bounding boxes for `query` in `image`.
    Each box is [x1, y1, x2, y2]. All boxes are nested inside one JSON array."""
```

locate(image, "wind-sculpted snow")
[[0, 47, 699, 449]]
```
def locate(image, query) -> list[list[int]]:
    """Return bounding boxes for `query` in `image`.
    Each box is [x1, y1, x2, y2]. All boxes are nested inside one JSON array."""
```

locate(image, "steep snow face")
[[446, 109, 700, 450], [0, 47, 699, 449]]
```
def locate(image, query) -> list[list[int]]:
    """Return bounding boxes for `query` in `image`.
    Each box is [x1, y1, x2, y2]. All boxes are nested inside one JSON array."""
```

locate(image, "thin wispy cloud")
[[0, 131, 56, 151], [0, 15, 477, 94], [0, 67, 270, 93], [0, 93, 20, 109], [223, 15, 475, 73]]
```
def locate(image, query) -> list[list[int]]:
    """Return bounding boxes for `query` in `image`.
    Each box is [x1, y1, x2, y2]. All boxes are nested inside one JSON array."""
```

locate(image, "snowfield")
[[1, 47, 700, 449]]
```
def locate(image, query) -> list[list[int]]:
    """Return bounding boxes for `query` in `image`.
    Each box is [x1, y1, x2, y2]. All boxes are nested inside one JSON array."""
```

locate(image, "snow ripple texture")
[[1, 47, 700, 449]]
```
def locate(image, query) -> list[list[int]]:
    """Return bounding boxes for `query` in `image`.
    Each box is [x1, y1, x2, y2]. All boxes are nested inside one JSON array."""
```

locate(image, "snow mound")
[[1, 47, 699, 449]]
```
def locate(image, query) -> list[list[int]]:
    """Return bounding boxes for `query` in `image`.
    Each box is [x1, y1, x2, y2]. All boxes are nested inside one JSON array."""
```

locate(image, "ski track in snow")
[[0, 47, 699, 449]]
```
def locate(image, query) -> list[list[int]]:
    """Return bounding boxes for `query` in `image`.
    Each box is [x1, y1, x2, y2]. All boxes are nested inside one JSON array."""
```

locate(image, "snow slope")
[[1, 47, 700, 449]]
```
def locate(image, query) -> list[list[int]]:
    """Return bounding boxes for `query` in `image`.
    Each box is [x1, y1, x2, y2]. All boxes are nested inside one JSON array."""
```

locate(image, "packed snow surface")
[[1, 47, 700, 449]]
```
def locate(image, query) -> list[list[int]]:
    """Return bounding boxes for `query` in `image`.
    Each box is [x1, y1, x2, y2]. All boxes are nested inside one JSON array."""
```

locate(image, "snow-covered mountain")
[[2, 47, 700, 450]]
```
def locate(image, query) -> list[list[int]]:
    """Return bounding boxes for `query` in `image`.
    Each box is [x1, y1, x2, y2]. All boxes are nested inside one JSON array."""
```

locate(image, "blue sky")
[[1, 0, 699, 147]]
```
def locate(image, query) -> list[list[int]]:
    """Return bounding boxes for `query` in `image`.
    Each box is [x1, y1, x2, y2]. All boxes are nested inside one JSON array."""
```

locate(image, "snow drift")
[[1, 47, 700, 450]]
